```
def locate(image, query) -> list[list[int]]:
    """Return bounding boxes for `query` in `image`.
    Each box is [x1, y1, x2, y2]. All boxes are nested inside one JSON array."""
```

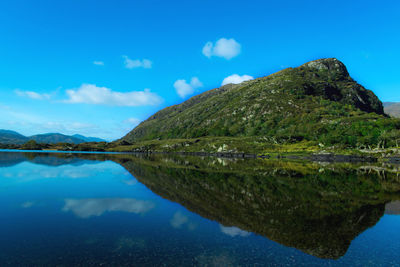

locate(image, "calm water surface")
[[0, 151, 399, 266]]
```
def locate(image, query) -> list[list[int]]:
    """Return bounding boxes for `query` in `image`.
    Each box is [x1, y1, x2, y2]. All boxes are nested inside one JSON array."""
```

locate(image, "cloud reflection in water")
[[63, 198, 155, 218], [219, 225, 250, 237]]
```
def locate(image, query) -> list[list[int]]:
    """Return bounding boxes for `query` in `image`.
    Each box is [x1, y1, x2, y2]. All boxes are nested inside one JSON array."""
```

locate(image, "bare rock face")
[[303, 58, 349, 78], [299, 58, 384, 115]]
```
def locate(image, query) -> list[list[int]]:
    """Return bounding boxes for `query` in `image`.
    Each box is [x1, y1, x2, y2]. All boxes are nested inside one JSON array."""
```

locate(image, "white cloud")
[[63, 198, 155, 218], [202, 38, 241, 60], [93, 61, 104, 66], [15, 89, 51, 100], [123, 55, 152, 69], [202, 42, 213, 58], [174, 77, 203, 98], [219, 225, 251, 237], [65, 84, 162, 106], [221, 74, 253, 86]]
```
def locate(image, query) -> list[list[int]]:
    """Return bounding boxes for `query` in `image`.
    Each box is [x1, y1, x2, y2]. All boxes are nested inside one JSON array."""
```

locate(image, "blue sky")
[[0, 0, 399, 140]]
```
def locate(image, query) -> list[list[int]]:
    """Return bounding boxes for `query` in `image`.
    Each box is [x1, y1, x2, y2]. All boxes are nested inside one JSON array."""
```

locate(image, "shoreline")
[[1, 148, 399, 164]]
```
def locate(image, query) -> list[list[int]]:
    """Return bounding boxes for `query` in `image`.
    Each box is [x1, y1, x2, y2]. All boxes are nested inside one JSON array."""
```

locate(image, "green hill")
[[121, 58, 400, 149]]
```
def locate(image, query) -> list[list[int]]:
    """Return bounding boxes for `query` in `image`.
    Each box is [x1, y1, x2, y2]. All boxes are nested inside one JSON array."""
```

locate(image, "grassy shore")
[[2, 136, 400, 162]]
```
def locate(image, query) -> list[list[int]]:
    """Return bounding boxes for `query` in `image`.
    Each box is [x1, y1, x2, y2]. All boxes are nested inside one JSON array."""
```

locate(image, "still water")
[[0, 151, 399, 266]]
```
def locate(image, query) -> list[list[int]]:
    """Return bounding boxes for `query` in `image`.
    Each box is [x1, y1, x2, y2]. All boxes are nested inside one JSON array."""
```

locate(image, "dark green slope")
[[122, 58, 398, 147]]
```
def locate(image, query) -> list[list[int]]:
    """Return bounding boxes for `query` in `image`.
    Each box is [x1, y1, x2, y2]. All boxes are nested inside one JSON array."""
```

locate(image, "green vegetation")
[[120, 58, 400, 151], [20, 140, 42, 150]]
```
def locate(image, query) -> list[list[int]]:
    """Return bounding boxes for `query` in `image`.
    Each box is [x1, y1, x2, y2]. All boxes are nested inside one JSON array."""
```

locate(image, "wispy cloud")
[[124, 118, 141, 126], [64, 84, 162, 106], [63, 198, 155, 218], [15, 89, 51, 100], [42, 121, 98, 133], [123, 55, 152, 69], [202, 38, 241, 60], [174, 77, 203, 98], [221, 74, 253, 86], [93, 61, 105, 66]]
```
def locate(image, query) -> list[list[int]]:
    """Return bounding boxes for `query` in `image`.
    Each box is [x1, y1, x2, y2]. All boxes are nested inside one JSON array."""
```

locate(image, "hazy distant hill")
[[0, 130, 104, 145], [72, 134, 106, 142], [0, 129, 29, 144], [384, 102, 400, 118], [29, 133, 86, 144], [121, 58, 400, 148]]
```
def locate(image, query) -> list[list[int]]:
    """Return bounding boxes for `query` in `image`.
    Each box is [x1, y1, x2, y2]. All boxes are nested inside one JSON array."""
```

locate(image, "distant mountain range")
[[383, 102, 400, 118], [0, 130, 105, 144]]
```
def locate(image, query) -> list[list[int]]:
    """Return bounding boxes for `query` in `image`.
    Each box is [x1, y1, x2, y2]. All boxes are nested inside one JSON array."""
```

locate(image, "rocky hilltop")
[[121, 58, 395, 149]]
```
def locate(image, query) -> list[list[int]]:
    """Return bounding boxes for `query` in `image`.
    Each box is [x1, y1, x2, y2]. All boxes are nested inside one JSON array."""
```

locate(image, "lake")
[[0, 150, 399, 266]]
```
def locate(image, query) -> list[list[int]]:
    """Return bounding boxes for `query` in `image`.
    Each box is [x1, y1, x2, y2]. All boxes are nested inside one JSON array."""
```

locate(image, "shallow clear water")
[[0, 151, 399, 266]]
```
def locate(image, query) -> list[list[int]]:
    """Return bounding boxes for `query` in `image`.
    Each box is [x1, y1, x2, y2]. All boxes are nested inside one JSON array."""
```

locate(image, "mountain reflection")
[[1, 151, 399, 259]]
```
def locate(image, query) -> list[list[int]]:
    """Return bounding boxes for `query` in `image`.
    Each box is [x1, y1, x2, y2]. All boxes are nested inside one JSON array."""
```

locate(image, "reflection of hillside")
[[0, 152, 101, 167], [0, 152, 26, 167], [113, 155, 400, 259], [1, 151, 399, 259], [29, 156, 96, 167]]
